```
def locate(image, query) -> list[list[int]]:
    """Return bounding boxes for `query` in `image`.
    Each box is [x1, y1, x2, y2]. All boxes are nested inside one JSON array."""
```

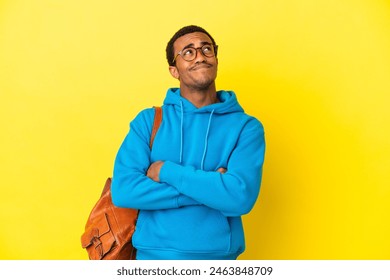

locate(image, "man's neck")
[[180, 84, 219, 108]]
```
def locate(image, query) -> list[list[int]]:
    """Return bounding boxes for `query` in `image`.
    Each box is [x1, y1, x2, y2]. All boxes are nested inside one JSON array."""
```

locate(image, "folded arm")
[[111, 109, 199, 210], [156, 119, 266, 216]]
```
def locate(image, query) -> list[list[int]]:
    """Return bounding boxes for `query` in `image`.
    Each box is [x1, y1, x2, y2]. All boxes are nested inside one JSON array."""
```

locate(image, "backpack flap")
[[81, 213, 116, 260]]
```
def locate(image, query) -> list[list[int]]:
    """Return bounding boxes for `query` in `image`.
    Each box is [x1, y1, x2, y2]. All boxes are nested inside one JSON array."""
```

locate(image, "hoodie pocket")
[[133, 206, 231, 253]]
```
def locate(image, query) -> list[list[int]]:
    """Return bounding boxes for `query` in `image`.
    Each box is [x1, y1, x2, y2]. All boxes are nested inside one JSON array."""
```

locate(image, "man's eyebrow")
[[182, 43, 195, 49], [182, 41, 212, 49]]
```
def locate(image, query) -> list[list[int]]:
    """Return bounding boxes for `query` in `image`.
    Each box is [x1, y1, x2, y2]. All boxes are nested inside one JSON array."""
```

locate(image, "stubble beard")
[[190, 77, 215, 91]]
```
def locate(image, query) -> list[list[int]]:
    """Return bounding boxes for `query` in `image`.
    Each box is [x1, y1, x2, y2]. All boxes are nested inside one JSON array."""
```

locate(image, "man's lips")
[[190, 63, 213, 71]]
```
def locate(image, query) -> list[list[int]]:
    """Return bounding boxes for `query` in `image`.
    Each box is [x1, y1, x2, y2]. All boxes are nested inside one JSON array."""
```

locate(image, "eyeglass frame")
[[172, 44, 218, 64]]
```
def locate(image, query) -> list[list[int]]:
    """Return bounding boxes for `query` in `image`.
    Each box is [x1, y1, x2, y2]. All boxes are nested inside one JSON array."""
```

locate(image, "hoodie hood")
[[163, 88, 244, 114], [162, 88, 245, 168]]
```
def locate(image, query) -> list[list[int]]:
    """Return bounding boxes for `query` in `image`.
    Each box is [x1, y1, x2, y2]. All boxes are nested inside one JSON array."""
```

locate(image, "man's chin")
[[191, 80, 215, 91]]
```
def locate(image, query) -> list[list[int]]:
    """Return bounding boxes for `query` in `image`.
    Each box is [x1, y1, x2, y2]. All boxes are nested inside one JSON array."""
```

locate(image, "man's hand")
[[217, 167, 227, 174], [146, 161, 164, 182]]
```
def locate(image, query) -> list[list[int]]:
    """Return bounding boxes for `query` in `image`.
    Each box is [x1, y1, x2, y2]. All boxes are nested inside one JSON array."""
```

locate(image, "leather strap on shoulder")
[[149, 106, 162, 149]]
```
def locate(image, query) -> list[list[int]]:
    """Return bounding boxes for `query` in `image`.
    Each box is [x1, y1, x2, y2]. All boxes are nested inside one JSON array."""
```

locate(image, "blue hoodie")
[[112, 88, 265, 260]]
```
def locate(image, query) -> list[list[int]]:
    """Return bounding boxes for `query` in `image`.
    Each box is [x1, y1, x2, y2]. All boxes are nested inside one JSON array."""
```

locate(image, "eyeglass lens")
[[180, 45, 216, 61]]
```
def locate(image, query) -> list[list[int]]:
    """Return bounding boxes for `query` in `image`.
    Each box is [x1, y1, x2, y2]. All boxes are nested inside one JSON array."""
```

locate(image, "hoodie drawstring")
[[179, 100, 184, 164], [201, 109, 214, 170], [178, 100, 214, 170]]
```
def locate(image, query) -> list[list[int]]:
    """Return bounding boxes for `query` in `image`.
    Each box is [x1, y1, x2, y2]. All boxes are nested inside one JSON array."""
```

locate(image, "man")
[[111, 25, 265, 260]]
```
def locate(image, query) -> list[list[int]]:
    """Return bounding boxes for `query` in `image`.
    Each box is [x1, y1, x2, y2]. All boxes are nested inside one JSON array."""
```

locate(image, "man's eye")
[[183, 49, 194, 56]]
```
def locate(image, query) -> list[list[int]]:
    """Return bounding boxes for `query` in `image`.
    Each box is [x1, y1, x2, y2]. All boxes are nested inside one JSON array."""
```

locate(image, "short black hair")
[[166, 25, 217, 66]]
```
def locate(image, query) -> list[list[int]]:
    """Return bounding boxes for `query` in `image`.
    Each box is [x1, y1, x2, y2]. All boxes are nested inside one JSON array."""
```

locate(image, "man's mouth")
[[190, 63, 212, 71]]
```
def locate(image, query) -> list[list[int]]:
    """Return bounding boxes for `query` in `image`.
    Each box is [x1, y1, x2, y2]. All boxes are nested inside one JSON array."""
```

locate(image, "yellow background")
[[1, 0, 389, 259]]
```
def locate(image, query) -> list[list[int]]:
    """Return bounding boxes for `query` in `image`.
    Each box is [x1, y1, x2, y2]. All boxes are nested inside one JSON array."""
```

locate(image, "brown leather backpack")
[[81, 107, 162, 260]]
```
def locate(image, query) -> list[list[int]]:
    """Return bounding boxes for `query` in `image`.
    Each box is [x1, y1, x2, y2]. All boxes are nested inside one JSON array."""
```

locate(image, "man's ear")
[[169, 66, 180, 80]]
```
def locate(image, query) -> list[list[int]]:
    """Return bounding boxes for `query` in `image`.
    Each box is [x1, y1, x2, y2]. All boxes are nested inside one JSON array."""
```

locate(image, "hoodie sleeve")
[[159, 118, 265, 217], [111, 109, 200, 210]]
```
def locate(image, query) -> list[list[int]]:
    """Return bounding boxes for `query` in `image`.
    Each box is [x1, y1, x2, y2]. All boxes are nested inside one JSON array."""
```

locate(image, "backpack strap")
[[149, 106, 162, 149]]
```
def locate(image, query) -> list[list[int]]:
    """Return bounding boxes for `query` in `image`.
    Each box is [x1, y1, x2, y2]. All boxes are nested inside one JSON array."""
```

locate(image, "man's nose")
[[194, 47, 207, 62]]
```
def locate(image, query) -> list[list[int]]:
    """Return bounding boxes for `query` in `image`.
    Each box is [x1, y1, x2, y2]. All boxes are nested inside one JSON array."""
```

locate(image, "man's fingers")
[[217, 167, 227, 174]]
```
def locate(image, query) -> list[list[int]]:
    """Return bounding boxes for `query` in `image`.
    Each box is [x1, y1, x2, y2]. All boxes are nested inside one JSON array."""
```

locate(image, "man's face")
[[169, 32, 218, 91]]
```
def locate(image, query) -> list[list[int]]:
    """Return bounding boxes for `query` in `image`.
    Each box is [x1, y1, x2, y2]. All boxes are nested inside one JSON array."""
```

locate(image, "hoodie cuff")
[[160, 161, 184, 191]]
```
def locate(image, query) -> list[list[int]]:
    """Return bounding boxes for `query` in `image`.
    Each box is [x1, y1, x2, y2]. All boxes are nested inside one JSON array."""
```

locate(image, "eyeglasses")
[[172, 44, 218, 64]]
